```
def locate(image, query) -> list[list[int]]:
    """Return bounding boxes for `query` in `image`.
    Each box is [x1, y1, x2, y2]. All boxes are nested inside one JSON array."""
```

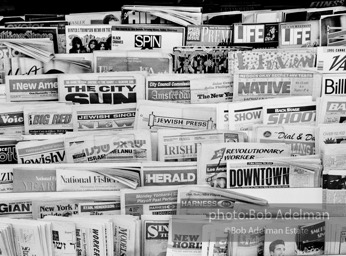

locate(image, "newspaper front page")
[[141, 162, 198, 187], [253, 125, 316, 156], [135, 100, 217, 131], [0, 104, 24, 135], [5, 74, 58, 102], [262, 97, 316, 125], [146, 74, 233, 104], [316, 123, 346, 155], [157, 129, 247, 162], [64, 130, 152, 163], [58, 71, 146, 104], [16, 137, 65, 164], [120, 186, 179, 216], [23, 103, 74, 135], [233, 70, 321, 101], [197, 142, 291, 187], [72, 103, 136, 132], [317, 96, 346, 124]]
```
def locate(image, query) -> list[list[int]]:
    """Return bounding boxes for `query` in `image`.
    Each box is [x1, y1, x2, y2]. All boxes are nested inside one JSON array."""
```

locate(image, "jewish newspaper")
[[16, 137, 66, 164], [252, 125, 316, 156], [197, 142, 291, 187], [135, 100, 217, 131], [72, 103, 136, 132], [23, 103, 74, 135], [5, 74, 58, 102], [64, 130, 152, 163], [157, 129, 247, 161], [120, 186, 179, 216], [146, 74, 232, 104], [141, 162, 198, 186], [233, 70, 321, 101], [58, 71, 146, 105]]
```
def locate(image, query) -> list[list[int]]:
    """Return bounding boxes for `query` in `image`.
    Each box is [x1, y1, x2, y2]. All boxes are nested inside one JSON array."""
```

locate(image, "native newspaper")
[[233, 70, 321, 101]]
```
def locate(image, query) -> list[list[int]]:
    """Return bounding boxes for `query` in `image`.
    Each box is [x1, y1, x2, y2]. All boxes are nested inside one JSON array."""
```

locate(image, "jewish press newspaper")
[[135, 100, 217, 131]]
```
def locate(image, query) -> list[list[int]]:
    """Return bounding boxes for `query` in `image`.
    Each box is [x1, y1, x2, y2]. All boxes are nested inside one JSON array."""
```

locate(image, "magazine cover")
[[5, 20, 68, 53], [173, 46, 238, 74], [0, 27, 59, 53], [65, 25, 112, 53], [316, 46, 346, 73], [278, 20, 320, 48], [232, 23, 279, 48], [185, 25, 232, 46], [65, 11, 121, 25], [230, 48, 317, 72], [111, 24, 185, 52], [321, 73, 346, 96], [93, 50, 173, 74], [320, 13, 346, 46]]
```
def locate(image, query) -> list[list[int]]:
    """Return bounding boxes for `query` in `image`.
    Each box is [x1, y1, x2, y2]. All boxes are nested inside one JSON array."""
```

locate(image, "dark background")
[[0, 0, 340, 16]]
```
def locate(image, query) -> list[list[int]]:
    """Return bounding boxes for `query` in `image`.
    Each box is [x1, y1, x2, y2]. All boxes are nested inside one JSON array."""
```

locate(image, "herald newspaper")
[[157, 129, 247, 162], [197, 142, 291, 187], [141, 162, 198, 186], [233, 70, 321, 101]]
